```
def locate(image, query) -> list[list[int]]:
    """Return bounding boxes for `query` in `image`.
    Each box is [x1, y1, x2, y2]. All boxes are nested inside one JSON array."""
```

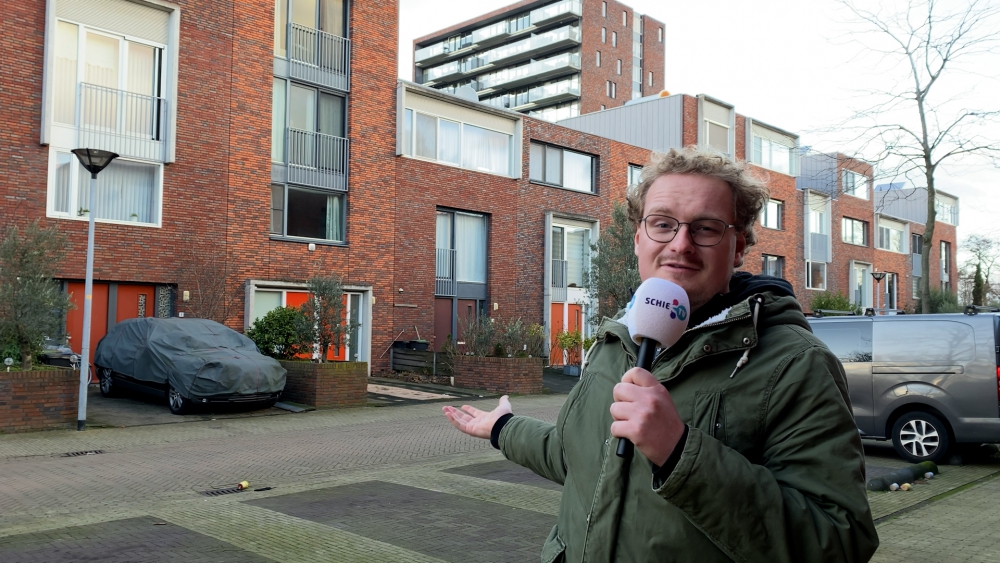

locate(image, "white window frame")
[[648, 71, 653, 86], [46, 147, 163, 227], [611, 82, 616, 99], [622, 11, 627, 26], [596, 50, 601, 67], [612, 31, 617, 47], [602, 2, 607, 17], [842, 170, 870, 200], [401, 108, 512, 177], [842, 217, 867, 246], [529, 142, 597, 194], [877, 218, 905, 253], [761, 199, 783, 230], [806, 261, 827, 290], [616, 59, 622, 75], [658, 27, 663, 42], [602, 27, 606, 43]]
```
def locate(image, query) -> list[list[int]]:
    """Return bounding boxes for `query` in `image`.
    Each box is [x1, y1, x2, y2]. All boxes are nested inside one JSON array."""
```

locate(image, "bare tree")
[[837, 0, 1000, 312], [178, 249, 242, 325], [961, 232, 1000, 305]]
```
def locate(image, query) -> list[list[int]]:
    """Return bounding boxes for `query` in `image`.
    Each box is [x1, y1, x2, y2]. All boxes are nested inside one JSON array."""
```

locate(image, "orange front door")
[[550, 303, 582, 366], [286, 291, 348, 361], [116, 285, 156, 322], [66, 282, 110, 377]]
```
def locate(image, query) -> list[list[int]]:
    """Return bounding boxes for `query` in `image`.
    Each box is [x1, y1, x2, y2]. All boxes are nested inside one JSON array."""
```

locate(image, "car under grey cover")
[[95, 317, 286, 399]]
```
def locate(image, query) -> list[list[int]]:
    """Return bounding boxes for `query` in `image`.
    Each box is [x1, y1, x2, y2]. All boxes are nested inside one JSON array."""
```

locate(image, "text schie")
[[644, 297, 673, 309]]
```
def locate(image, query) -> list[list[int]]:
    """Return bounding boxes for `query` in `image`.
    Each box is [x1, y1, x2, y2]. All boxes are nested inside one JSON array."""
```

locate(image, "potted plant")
[[77, 207, 89, 217], [129, 213, 139, 222], [556, 330, 583, 376]]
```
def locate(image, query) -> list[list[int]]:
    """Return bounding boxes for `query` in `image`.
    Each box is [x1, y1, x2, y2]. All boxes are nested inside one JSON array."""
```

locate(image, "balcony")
[[478, 52, 580, 93], [519, 77, 580, 109], [289, 23, 350, 92], [286, 128, 349, 191], [423, 56, 490, 85], [77, 83, 169, 162], [415, 35, 474, 67], [530, 0, 583, 28], [470, 20, 511, 49], [483, 25, 581, 68], [436, 248, 457, 296], [551, 259, 568, 303]]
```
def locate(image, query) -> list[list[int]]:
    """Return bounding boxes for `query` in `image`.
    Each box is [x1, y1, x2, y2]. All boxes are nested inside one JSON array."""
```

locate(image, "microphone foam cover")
[[629, 277, 690, 348]]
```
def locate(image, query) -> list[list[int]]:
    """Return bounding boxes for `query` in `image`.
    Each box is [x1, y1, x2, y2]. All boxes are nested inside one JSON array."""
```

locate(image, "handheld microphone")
[[616, 277, 690, 458]]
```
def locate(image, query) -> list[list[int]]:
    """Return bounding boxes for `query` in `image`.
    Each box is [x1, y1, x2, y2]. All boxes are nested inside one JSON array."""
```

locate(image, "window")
[[437, 210, 487, 283], [762, 255, 784, 278], [616, 59, 622, 75], [529, 142, 595, 193], [612, 31, 617, 47], [251, 286, 366, 362], [648, 71, 653, 86], [602, 28, 606, 43], [602, 2, 607, 17], [401, 109, 511, 175], [706, 121, 729, 153], [606, 81, 611, 97], [877, 219, 904, 253], [600, 104, 605, 111], [842, 217, 868, 246], [913, 277, 920, 299], [658, 27, 663, 42], [751, 135, 792, 174], [807, 262, 827, 290], [627, 164, 643, 187], [936, 196, 957, 225], [596, 50, 601, 67], [271, 185, 345, 242], [623, 11, 627, 26], [50, 150, 160, 225], [941, 241, 951, 290], [761, 199, 783, 230], [885, 273, 898, 309], [911, 233, 923, 255], [552, 224, 591, 288], [843, 170, 869, 199], [611, 82, 616, 99]]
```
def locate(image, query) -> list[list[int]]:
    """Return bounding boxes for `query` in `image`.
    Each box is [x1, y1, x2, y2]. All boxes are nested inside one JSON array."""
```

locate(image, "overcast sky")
[[397, 0, 1000, 260]]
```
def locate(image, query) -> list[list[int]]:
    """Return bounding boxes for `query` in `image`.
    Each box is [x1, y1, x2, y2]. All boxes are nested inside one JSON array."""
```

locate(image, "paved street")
[[1, 381, 999, 562]]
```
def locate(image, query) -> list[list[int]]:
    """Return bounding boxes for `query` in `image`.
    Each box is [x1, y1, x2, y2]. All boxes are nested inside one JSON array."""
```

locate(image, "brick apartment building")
[[412, 0, 665, 121]]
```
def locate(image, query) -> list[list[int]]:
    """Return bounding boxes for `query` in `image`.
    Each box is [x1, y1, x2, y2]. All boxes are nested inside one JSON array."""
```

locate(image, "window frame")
[[602, 27, 606, 43], [876, 219, 905, 253], [842, 169, 870, 200], [529, 141, 597, 194], [762, 254, 784, 278], [806, 261, 827, 290], [596, 50, 601, 67], [761, 199, 783, 230], [401, 108, 512, 177], [616, 59, 622, 75], [705, 118, 730, 154], [612, 31, 617, 47], [602, 2, 607, 17], [270, 183, 347, 244], [841, 217, 868, 247]]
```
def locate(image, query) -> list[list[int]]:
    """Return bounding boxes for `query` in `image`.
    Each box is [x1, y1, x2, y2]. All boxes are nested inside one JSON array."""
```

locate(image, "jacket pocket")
[[692, 392, 727, 443], [540, 525, 566, 563]]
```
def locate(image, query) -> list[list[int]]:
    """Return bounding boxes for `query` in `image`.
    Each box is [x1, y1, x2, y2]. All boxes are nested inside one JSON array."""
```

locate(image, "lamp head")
[[71, 148, 119, 178], [871, 271, 887, 282]]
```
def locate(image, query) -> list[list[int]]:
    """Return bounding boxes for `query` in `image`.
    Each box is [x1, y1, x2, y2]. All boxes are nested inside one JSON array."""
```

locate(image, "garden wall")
[[0, 369, 77, 433], [453, 356, 544, 395], [279, 361, 368, 408]]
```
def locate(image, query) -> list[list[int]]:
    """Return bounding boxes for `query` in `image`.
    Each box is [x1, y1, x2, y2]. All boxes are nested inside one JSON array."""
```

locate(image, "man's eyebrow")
[[646, 207, 724, 221]]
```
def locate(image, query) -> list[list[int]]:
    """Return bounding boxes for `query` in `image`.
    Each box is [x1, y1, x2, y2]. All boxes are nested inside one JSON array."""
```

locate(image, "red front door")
[[66, 282, 110, 378]]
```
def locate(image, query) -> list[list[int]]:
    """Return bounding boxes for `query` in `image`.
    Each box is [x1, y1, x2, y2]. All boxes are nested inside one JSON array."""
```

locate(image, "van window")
[[873, 320, 976, 362], [811, 321, 872, 363]]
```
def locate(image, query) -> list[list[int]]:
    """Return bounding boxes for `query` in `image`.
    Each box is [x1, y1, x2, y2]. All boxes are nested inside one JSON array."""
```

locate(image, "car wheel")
[[892, 411, 951, 464], [167, 385, 189, 415], [98, 366, 117, 397]]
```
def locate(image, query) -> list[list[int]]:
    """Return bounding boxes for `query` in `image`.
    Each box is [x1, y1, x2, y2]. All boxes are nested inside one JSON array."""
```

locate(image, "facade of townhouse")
[[2, 0, 400, 372], [412, 0, 665, 121], [798, 153, 959, 313]]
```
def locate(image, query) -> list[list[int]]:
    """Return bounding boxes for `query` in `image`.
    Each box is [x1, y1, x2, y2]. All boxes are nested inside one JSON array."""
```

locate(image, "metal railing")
[[551, 259, 568, 302], [287, 128, 349, 190], [809, 232, 830, 262], [479, 52, 580, 90], [529, 77, 580, 104], [530, 0, 583, 26], [436, 248, 457, 296], [289, 23, 350, 91], [78, 83, 168, 162], [481, 25, 581, 67]]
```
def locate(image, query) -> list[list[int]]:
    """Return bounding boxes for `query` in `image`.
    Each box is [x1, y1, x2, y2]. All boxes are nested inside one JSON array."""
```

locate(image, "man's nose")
[[667, 224, 697, 253]]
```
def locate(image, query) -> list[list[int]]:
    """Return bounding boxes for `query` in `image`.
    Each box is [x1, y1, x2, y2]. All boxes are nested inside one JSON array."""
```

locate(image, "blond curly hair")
[[626, 147, 770, 247]]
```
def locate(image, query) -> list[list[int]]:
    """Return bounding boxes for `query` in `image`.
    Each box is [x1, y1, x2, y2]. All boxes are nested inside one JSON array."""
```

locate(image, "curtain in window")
[[83, 32, 120, 131], [455, 213, 486, 283], [320, 0, 346, 37], [318, 92, 344, 138], [252, 291, 282, 325], [438, 119, 460, 165], [563, 150, 592, 192], [462, 124, 509, 175], [436, 212, 452, 249], [403, 109, 413, 156], [415, 113, 437, 159], [565, 228, 590, 286], [54, 153, 74, 214], [529, 143, 545, 181], [325, 192, 342, 240], [272, 78, 286, 162], [545, 146, 562, 184], [274, 0, 288, 56], [78, 158, 156, 222], [54, 21, 79, 125]]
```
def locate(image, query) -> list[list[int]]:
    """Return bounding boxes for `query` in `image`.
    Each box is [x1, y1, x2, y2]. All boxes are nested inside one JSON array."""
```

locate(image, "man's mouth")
[[661, 262, 699, 271]]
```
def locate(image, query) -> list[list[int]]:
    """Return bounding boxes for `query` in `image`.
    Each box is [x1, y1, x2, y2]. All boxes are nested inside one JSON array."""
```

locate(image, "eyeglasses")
[[641, 215, 736, 247]]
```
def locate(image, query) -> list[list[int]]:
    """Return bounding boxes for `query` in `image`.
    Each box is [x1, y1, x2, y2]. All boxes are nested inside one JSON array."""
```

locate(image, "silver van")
[[808, 311, 1000, 463]]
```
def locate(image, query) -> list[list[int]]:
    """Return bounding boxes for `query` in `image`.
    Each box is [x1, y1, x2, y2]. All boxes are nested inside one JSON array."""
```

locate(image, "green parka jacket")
[[498, 290, 879, 562]]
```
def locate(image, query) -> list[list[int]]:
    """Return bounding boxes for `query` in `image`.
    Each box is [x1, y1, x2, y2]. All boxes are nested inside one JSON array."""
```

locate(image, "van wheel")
[[167, 385, 189, 415], [892, 411, 950, 464]]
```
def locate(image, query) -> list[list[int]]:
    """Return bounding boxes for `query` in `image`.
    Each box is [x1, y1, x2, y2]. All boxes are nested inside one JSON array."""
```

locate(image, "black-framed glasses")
[[641, 215, 736, 247]]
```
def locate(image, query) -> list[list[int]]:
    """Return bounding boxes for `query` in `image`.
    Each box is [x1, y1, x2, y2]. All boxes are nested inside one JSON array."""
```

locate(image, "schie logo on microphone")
[[644, 297, 688, 321]]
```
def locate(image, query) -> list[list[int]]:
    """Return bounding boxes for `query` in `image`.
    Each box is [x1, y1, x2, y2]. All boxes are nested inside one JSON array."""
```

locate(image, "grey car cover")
[[95, 317, 286, 398]]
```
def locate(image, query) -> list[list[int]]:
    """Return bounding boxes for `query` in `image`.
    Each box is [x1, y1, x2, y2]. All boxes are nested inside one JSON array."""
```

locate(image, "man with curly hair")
[[444, 146, 878, 562]]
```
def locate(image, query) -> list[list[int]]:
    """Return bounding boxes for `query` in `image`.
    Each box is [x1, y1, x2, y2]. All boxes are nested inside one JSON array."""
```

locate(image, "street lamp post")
[[70, 148, 118, 431], [871, 270, 887, 315]]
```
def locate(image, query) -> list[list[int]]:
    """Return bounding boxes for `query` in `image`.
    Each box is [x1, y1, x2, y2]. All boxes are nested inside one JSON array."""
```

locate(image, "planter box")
[[453, 356, 544, 395], [278, 360, 368, 409], [0, 369, 78, 433], [563, 365, 581, 377]]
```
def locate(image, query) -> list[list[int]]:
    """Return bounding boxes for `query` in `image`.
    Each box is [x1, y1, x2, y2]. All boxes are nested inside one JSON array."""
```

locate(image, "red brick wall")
[[279, 361, 368, 408], [642, 15, 665, 95], [453, 356, 544, 394], [0, 371, 78, 433]]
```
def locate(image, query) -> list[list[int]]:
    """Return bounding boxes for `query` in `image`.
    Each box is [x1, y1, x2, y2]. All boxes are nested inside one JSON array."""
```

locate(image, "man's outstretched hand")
[[442, 396, 512, 439]]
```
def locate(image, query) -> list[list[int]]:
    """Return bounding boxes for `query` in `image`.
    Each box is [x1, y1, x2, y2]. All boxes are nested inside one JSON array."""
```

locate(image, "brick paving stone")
[[444, 459, 563, 491], [244, 480, 554, 562]]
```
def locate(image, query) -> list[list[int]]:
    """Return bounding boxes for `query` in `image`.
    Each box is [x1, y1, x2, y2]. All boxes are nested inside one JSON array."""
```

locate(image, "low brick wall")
[[453, 356, 544, 395], [0, 369, 78, 433], [279, 361, 368, 409]]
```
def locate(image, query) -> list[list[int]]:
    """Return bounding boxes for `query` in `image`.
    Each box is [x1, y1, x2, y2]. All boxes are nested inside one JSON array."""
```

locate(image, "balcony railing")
[[287, 128, 349, 190], [471, 20, 510, 46], [289, 23, 350, 91], [530, 0, 583, 27], [478, 52, 580, 91], [436, 248, 457, 296], [527, 77, 580, 106], [551, 259, 568, 303], [809, 232, 830, 263], [77, 83, 168, 162], [415, 35, 473, 67], [482, 25, 581, 68]]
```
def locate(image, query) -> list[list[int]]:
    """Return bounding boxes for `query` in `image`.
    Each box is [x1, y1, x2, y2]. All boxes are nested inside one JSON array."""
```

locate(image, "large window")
[[529, 143, 595, 193], [706, 120, 729, 153], [275, 0, 348, 58], [762, 254, 784, 278], [842, 170, 869, 199], [940, 241, 951, 290], [807, 261, 827, 290], [402, 109, 510, 175], [552, 224, 591, 288], [50, 150, 160, 225], [936, 195, 958, 225], [752, 136, 792, 174], [437, 211, 488, 283], [877, 218, 904, 253], [761, 199, 783, 230], [271, 185, 344, 242], [842, 217, 868, 246], [627, 164, 643, 187]]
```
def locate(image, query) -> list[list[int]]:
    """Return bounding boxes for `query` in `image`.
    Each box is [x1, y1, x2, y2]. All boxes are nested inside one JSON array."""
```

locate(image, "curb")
[[867, 461, 939, 491]]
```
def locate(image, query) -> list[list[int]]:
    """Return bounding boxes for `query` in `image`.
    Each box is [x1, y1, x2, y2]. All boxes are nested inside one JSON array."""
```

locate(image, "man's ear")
[[634, 227, 641, 256], [733, 231, 747, 268]]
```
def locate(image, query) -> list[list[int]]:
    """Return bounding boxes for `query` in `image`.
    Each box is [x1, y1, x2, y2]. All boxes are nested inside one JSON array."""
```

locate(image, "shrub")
[[246, 307, 312, 360], [556, 330, 583, 365], [459, 316, 546, 358], [809, 291, 861, 315], [918, 288, 964, 314], [524, 324, 546, 358]]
